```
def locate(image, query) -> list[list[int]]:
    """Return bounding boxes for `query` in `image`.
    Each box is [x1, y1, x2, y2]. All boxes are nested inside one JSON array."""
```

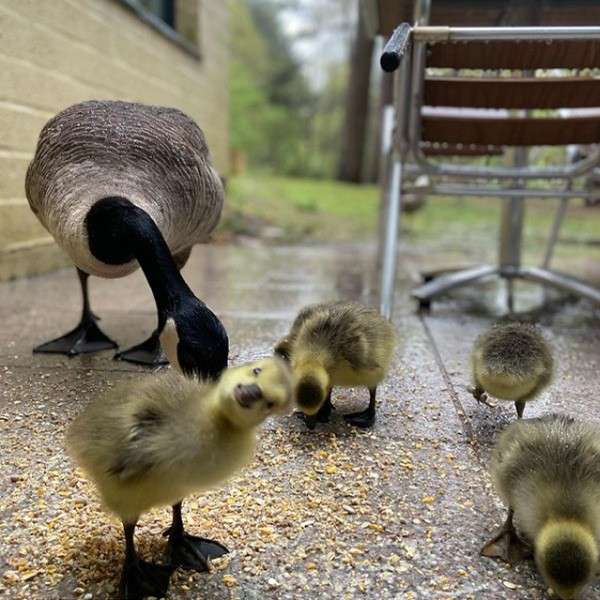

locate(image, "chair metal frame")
[[376, 0, 600, 318]]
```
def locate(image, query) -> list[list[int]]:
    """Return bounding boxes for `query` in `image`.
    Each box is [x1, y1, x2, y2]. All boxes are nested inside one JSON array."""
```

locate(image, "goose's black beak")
[[234, 383, 262, 408]]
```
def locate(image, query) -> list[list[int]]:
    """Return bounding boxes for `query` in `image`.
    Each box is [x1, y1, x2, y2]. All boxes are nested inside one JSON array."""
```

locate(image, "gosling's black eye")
[[252, 367, 262, 376], [266, 401, 274, 409]]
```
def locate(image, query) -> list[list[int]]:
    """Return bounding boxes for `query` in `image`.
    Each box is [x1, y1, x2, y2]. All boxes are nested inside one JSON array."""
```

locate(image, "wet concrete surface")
[[0, 242, 599, 599]]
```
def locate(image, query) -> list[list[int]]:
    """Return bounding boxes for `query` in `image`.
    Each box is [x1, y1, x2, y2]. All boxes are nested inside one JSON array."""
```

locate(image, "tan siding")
[[0, 104, 53, 153], [0, 55, 99, 114], [0, 0, 229, 281], [0, 204, 50, 245], [0, 154, 30, 199]]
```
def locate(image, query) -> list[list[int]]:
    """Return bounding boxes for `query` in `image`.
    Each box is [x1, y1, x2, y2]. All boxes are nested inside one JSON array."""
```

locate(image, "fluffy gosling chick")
[[275, 301, 395, 429], [482, 414, 600, 600], [68, 357, 292, 600], [470, 322, 553, 418]]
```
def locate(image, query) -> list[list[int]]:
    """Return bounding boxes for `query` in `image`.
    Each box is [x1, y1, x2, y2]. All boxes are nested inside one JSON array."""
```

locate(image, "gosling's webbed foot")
[[119, 558, 173, 600], [114, 333, 168, 367], [166, 531, 229, 572], [296, 402, 333, 430], [343, 407, 375, 428], [300, 412, 318, 430], [344, 387, 376, 428], [34, 318, 118, 356], [468, 385, 495, 408], [481, 522, 532, 564]]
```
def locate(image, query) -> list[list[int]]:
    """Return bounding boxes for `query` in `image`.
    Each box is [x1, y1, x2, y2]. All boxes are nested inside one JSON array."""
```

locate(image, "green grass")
[[220, 173, 600, 264], [406, 195, 600, 265], [220, 174, 379, 242]]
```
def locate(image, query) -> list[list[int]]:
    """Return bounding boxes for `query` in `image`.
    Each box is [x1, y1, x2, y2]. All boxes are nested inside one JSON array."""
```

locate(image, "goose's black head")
[[161, 297, 229, 380]]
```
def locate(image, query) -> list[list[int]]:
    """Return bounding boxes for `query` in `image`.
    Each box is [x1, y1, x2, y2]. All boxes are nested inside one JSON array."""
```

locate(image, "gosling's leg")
[[480, 509, 532, 564], [343, 387, 376, 428], [34, 269, 118, 356], [114, 326, 168, 367], [515, 399, 526, 419], [468, 384, 495, 408], [165, 501, 229, 572], [120, 521, 173, 600], [300, 389, 334, 430]]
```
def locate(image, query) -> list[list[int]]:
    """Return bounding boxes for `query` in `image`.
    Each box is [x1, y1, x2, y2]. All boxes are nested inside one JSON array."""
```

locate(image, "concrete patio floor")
[[1, 240, 599, 599]]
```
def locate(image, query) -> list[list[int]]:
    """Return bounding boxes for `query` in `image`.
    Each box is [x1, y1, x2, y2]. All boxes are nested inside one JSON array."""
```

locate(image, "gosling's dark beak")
[[234, 383, 262, 408]]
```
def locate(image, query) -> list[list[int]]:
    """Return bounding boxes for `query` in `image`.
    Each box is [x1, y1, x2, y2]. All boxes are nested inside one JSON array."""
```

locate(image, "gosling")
[[470, 321, 553, 418], [274, 301, 395, 429], [68, 357, 293, 599], [481, 414, 600, 600]]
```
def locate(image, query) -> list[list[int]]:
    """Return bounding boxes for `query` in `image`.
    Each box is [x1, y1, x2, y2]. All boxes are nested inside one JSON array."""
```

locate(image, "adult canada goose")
[[26, 100, 228, 378], [274, 301, 395, 428], [68, 357, 293, 599], [482, 414, 600, 600], [469, 322, 553, 418]]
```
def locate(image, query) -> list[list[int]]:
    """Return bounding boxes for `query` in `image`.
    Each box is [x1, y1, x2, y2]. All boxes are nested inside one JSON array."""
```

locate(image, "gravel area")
[[1, 243, 599, 599]]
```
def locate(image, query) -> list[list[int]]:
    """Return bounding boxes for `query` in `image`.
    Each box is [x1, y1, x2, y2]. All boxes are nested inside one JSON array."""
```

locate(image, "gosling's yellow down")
[[274, 301, 395, 429], [68, 357, 292, 600], [470, 322, 553, 418], [482, 414, 600, 600]]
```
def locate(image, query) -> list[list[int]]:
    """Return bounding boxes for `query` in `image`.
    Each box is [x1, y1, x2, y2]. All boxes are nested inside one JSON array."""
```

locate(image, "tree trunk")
[[337, 6, 374, 183]]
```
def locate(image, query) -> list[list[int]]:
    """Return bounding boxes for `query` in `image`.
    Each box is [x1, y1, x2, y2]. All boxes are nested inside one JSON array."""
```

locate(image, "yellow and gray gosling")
[[274, 301, 395, 429], [470, 322, 553, 418], [68, 357, 293, 600], [481, 414, 600, 600]]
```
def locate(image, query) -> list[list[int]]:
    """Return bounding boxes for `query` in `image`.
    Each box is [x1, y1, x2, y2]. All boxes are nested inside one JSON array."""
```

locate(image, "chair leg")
[[412, 265, 498, 304], [542, 196, 569, 269], [518, 267, 600, 304], [379, 159, 403, 319], [506, 278, 515, 314]]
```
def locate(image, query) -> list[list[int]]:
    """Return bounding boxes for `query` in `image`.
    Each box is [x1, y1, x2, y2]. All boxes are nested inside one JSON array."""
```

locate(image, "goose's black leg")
[[114, 327, 168, 367], [164, 501, 228, 572], [119, 521, 173, 600], [34, 269, 117, 356], [344, 387, 377, 428]]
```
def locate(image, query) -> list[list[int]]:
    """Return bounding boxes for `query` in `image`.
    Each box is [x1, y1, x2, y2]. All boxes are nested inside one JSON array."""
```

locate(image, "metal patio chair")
[[375, 0, 600, 318]]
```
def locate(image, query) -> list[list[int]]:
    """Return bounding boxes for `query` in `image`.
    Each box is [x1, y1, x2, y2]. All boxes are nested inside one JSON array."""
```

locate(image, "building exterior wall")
[[0, 0, 229, 280]]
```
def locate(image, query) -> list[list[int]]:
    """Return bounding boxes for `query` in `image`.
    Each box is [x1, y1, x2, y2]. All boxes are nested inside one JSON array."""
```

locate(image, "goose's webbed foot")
[[114, 331, 168, 367], [34, 268, 117, 357], [481, 511, 532, 565], [165, 530, 229, 572], [34, 316, 117, 356], [119, 558, 173, 600]]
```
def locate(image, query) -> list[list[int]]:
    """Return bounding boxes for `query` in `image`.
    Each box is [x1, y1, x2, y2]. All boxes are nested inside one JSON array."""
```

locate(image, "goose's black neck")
[[86, 197, 193, 323]]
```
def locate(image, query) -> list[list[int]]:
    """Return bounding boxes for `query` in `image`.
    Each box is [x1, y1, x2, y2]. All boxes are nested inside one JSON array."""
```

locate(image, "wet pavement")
[[1, 241, 599, 599]]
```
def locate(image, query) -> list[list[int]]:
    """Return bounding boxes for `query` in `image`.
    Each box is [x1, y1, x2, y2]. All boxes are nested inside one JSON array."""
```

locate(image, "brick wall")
[[0, 0, 229, 280]]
